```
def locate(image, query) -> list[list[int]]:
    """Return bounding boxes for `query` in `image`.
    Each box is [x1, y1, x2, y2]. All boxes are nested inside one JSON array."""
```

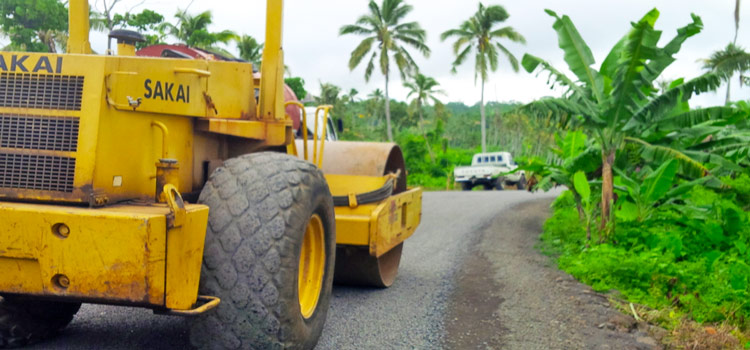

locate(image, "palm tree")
[[404, 73, 444, 162], [342, 88, 360, 103], [441, 3, 525, 153], [161, 10, 237, 49], [316, 82, 341, 106], [703, 0, 748, 104], [367, 88, 384, 116], [236, 35, 263, 66], [90, 0, 123, 52], [90, 11, 110, 33], [702, 43, 750, 103], [735, 0, 741, 44], [364, 89, 385, 131], [367, 88, 384, 101], [340, 0, 430, 142]]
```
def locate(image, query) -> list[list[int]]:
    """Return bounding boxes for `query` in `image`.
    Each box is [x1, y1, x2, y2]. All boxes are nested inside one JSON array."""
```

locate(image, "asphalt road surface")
[[32, 190, 658, 350]]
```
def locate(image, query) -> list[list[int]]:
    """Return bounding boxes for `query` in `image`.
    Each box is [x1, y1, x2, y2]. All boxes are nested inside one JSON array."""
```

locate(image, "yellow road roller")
[[0, 1, 422, 349]]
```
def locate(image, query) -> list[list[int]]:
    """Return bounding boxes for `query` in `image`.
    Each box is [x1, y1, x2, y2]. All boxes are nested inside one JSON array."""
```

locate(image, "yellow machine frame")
[[0, 0, 421, 314]]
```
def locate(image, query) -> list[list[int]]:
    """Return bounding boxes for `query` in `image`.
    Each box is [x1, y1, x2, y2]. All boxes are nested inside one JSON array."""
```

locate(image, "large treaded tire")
[[190, 152, 336, 350], [0, 296, 80, 349]]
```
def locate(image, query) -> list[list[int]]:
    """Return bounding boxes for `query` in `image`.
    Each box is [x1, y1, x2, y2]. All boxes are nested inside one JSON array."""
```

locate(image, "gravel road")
[[30, 190, 658, 349]]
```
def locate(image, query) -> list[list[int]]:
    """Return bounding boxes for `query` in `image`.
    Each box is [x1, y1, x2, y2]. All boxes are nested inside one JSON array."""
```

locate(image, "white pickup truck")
[[453, 152, 526, 191]]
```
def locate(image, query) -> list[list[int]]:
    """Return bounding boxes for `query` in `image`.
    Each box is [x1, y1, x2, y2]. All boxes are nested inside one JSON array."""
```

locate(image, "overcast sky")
[[76, 1, 750, 106]]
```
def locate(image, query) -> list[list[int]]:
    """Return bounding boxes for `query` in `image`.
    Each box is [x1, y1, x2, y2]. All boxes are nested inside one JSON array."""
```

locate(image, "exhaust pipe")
[[67, 0, 92, 54]]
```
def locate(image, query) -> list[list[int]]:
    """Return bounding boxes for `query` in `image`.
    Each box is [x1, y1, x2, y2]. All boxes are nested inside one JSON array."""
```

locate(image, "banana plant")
[[573, 170, 598, 244], [684, 101, 750, 171], [613, 159, 722, 222], [522, 8, 729, 232], [615, 159, 679, 222], [523, 130, 600, 221]]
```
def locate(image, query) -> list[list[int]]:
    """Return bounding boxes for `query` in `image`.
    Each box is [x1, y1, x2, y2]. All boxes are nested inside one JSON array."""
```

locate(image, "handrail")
[[283, 102, 333, 168], [151, 121, 170, 159], [284, 101, 307, 160], [313, 106, 333, 168]]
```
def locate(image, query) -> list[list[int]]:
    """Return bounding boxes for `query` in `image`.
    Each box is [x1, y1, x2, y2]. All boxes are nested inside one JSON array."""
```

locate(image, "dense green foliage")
[[404, 73, 445, 161], [328, 91, 548, 189], [284, 77, 307, 101], [160, 10, 236, 49], [526, 8, 750, 338], [99, 9, 166, 49], [542, 183, 750, 326], [523, 8, 729, 232], [3, 1, 750, 346], [0, 0, 67, 52]]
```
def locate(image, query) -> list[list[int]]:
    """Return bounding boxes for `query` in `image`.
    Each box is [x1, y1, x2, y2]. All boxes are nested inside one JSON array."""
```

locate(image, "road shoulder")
[[443, 198, 659, 350]]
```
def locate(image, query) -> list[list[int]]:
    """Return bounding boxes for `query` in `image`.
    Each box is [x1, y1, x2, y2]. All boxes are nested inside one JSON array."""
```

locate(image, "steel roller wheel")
[[333, 243, 404, 288], [190, 152, 335, 350], [312, 141, 409, 288]]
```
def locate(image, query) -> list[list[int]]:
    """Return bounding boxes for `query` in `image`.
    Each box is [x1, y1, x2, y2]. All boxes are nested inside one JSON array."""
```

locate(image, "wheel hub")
[[298, 213, 325, 319]]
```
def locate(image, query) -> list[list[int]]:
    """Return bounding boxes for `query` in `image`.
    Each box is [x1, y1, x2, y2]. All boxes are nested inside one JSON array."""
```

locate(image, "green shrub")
[[541, 188, 750, 328]]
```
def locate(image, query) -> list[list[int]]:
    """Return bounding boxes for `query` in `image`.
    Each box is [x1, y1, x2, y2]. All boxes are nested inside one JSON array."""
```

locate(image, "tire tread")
[[191, 152, 334, 350], [0, 297, 80, 349]]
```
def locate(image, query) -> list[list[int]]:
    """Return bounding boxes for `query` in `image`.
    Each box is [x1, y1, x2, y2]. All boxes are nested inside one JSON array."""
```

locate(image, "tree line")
[[0, 0, 263, 64]]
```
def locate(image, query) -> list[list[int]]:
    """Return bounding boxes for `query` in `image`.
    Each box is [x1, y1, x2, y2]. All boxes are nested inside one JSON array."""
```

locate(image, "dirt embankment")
[[444, 199, 660, 350]]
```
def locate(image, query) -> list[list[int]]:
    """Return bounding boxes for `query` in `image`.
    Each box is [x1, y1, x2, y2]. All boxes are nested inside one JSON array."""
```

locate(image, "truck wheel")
[[494, 179, 505, 191], [0, 296, 80, 348], [191, 152, 336, 350], [461, 183, 473, 191], [517, 175, 527, 190]]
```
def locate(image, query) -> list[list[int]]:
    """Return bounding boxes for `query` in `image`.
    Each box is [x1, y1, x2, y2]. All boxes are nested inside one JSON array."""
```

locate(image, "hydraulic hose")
[[332, 177, 395, 207]]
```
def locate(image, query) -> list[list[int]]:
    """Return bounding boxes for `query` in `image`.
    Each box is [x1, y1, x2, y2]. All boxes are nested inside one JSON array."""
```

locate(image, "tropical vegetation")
[[0, 0, 67, 52], [522, 8, 728, 231], [404, 73, 445, 162], [236, 34, 263, 66], [339, 0, 430, 142], [441, 3, 525, 153], [521, 6, 750, 346], [158, 10, 236, 50], [3, 1, 750, 346]]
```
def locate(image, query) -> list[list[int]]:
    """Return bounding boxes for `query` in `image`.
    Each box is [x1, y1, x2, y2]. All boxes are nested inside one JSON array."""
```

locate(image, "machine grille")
[[0, 114, 79, 152], [0, 73, 84, 111], [0, 153, 76, 192]]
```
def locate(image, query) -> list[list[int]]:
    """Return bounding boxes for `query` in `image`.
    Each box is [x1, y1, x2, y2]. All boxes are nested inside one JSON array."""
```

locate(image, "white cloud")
[[86, 0, 749, 106]]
